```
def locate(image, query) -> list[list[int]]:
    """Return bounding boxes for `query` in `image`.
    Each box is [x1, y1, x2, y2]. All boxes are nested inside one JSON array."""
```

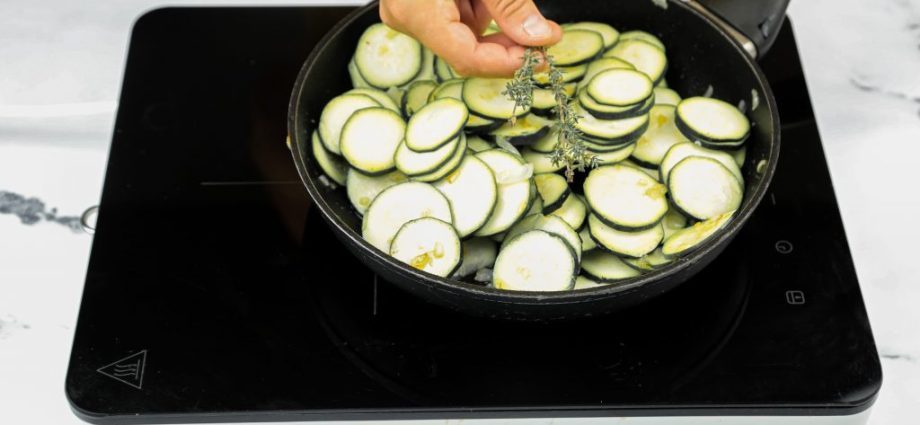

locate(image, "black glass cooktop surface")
[[66, 7, 881, 424]]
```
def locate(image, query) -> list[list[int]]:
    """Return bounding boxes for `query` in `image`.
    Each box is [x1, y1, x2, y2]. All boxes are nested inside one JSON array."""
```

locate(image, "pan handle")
[[689, 0, 791, 59]]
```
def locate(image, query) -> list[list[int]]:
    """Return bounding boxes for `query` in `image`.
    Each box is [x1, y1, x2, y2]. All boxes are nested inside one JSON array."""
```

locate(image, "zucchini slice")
[[546, 29, 605, 66], [463, 78, 530, 120], [577, 57, 635, 91], [346, 87, 401, 113], [584, 164, 668, 230], [549, 192, 588, 231], [433, 155, 498, 237], [346, 168, 408, 215], [534, 173, 571, 214], [623, 248, 672, 271], [434, 55, 460, 81], [410, 136, 468, 182], [534, 64, 588, 87], [675, 97, 751, 147], [662, 210, 735, 257], [428, 78, 464, 102], [659, 142, 743, 184], [354, 24, 423, 89], [564, 22, 620, 49], [395, 133, 462, 176], [522, 148, 565, 173], [653, 87, 682, 106], [502, 214, 583, 261], [622, 158, 660, 180], [453, 237, 498, 278], [401, 80, 438, 117], [311, 130, 348, 186], [579, 90, 654, 120], [573, 103, 650, 142], [493, 230, 577, 291], [630, 105, 690, 168], [530, 127, 560, 154], [406, 98, 468, 152], [580, 226, 597, 252], [588, 214, 663, 258], [617, 30, 665, 51], [467, 135, 495, 152], [590, 142, 636, 165], [410, 47, 437, 84], [362, 182, 453, 252], [348, 56, 370, 88], [490, 113, 553, 145], [389, 217, 461, 277], [573, 274, 608, 289], [661, 207, 689, 240], [474, 149, 534, 236], [731, 146, 747, 167], [667, 156, 743, 221], [318, 93, 381, 154], [580, 250, 641, 283], [340, 107, 405, 175], [605, 39, 668, 84], [586, 69, 654, 107], [532, 84, 576, 114]]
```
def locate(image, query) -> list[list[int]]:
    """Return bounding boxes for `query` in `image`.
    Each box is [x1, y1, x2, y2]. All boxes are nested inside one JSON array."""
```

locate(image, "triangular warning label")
[[97, 350, 147, 389]]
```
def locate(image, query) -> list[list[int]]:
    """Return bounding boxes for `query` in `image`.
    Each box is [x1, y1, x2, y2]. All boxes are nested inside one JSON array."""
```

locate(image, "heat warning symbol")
[[97, 350, 147, 389]]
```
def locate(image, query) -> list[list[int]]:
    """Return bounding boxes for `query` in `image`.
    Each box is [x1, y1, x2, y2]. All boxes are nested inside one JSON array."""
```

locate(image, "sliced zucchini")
[[546, 29, 605, 66], [534, 64, 588, 86], [577, 57, 635, 91], [526, 193, 544, 216], [582, 135, 635, 152], [354, 24, 423, 89], [406, 98, 468, 152], [653, 87, 682, 106], [429, 79, 464, 102], [362, 182, 453, 252], [617, 30, 665, 51], [346, 87, 401, 113], [386, 86, 406, 107], [434, 55, 460, 81], [573, 103, 649, 142], [579, 226, 597, 252], [410, 47, 437, 83], [659, 142, 743, 184], [623, 248, 672, 271], [530, 127, 559, 154], [532, 84, 576, 115], [395, 134, 462, 176], [662, 210, 735, 257], [311, 130, 348, 186], [667, 156, 744, 221], [588, 214, 663, 258], [465, 114, 503, 134], [564, 22, 620, 49], [661, 207, 689, 240], [587, 69, 654, 107], [675, 97, 751, 147], [549, 192, 588, 231], [580, 250, 641, 283], [657, 79, 669, 88], [534, 173, 571, 214], [579, 90, 654, 120], [318, 94, 381, 154], [474, 149, 534, 236], [433, 155, 498, 237], [584, 164, 668, 230], [622, 159, 660, 180], [453, 238, 498, 278], [463, 78, 530, 120], [573, 274, 608, 289], [490, 113, 553, 145], [411, 135, 468, 182], [346, 168, 408, 215], [467, 135, 495, 152], [630, 105, 690, 168], [605, 39, 668, 84], [340, 107, 405, 175], [348, 56, 371, 88], [493, 230, 576, 291], [589, 143, 636, 164], [401, 80, 438, 117], [502, 214, 582, 261], [389, 217, 461, 277], [522, 148, 565, 173], [731, 146, 747, 167]]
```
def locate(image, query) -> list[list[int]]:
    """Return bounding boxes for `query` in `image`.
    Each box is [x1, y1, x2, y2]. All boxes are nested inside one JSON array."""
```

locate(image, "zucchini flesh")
[[489, 113, 553, 145], [467, 135, 495, 152], [731, 146, 747, 167], [434, 55, 460, 81], [605, 39, 668, 84], [661, 207, 689, 240], [675, 97, 751, 146], [389, 217, 461, 277], [395, 133, 462, 176], [406, 98, 468, 152], [354, 24, 423, 89], [433, 155, 498, 237], [617, 30, 665, 51], [522, 148, 565, 173], [577, 57, 635, 91], [463, 78, 530, 120], [667, 156, 743, 221], [453, 238, 498, 278], [534, 64, 588, 87], [410, 135, 468, 182], [530, 127, 560, 154], [311, 130, 348, 186], [474, 149, 534, 236], [429, 79, 464, 102], [573, 274, 608, 289], [549, 193, 588, 231], [653, 87, 682, 106], [346, 87, 401, 113], [584, 164, 668, 230], [588, 214, 663, 258], [662, 210, 735, 257], [348, 56, 370, 88], [346, 168, 408, 215], [340, 107, 405, 175], [659, 142, 743, 185], [589, 143, 636, 165], [622, 159, 660, 180], [502, 214, 583, 261], [534, 173, 571, 214], [573, 103, 650, 142], [401, 80, 438, 117], [630, 105, 690, 168], [493, 230, 576, 291], [623, 248, 672, 271], [546, 29, 605, 66], [532, 84, 576, 113], [586, 69, 653, 107], [579, 90, 654, 120], [580, 250, 640, 283], [362, 182, 453, 252], [579, 226, 597, 252], [564, 22, 620, 49], [318, 94, 381, 155]]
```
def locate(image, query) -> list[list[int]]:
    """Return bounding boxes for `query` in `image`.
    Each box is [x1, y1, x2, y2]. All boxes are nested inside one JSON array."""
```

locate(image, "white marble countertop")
[[1, 0, 918, 423]]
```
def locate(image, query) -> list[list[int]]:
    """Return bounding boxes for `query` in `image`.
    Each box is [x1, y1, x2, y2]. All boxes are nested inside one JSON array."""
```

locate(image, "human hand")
[[379, 0, 563, 77]]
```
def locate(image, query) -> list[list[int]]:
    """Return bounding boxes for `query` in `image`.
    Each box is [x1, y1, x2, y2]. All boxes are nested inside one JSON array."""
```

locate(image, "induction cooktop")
[[65, 6, 881, 425]]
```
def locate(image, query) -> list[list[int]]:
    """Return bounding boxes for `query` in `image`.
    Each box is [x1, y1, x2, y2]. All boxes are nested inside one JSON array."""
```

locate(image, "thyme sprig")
[[503, 47, 597, 182]]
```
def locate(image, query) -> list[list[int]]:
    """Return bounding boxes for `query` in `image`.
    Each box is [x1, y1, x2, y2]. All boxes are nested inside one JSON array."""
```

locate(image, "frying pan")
[[288, 0, 786, 320]]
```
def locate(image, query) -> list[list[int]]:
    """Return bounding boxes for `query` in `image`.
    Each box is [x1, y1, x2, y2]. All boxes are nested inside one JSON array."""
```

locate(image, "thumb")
[[479, 0, 562, 46]]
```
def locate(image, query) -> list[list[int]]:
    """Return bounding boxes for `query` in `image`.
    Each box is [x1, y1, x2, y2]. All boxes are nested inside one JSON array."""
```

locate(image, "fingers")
[[457, 0, 493, 35], [479, 0, 562, 46], [426, 21, 527, 77]]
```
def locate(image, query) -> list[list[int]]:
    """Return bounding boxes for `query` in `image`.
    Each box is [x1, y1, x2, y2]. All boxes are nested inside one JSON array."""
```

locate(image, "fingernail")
[[522, 15, 550, 38]]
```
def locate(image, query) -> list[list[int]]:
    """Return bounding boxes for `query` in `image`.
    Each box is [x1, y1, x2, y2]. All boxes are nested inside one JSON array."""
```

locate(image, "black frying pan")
[[288, 0, 786, 320]]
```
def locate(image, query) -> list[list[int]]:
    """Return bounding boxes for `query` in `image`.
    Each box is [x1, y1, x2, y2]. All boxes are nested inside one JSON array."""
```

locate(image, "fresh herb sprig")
[[503, 47, 597, 182]]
